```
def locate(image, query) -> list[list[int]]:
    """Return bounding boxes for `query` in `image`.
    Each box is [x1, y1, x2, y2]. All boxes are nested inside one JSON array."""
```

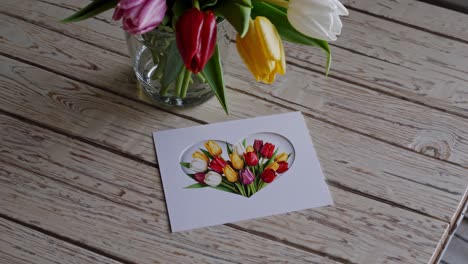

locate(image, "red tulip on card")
[[209, 156, 227, 174], [244, 151, 259, 166], [253, 139, 263, 153], [175, 8, 217, 74], [260, 168, 277, 183], [194, 172, 206, 183], [260, 142, 275, 158], [277, 161, 289, 173]]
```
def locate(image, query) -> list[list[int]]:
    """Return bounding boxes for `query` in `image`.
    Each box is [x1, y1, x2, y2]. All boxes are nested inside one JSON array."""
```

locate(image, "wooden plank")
[[4, 0, 468, 119], [2, 54, 467, 223], [0, 114, 449, 264], [3, 8, 468, 173], [341, 0, 468, 42], [0, 218, 123, 264]]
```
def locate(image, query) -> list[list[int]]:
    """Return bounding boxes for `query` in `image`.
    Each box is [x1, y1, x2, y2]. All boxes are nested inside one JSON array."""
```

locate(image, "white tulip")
[[190, 158, 207, 172], [204, 171, 222, 187], [233, 142, 246, 155], [287, 0, 348, 41]]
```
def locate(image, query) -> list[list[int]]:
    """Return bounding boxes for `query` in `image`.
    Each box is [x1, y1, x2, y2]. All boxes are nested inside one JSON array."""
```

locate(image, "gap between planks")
[[342, 5, 468, 45], [0, 212, 131, 264]]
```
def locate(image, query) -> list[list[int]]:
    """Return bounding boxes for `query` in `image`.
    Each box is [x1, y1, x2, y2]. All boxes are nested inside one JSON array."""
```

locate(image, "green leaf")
[[242, 138, 247, 148], [180, 162, 191, 168], [215, 0, 252, 37], [61, 0, 118, 23], [172, 0, 192, 27], [201, 46, 229, 114], [185, 183, 207, 189], [251, 1, 332, 75], [226, 142, 233, 155], [160, 41, 184, 90], [200, 148, 214, 160]]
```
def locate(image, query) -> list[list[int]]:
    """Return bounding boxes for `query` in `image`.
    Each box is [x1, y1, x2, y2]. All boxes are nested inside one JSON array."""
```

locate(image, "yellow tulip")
[[275, 152, 288, 162], [204, 140, 222, 156], [236, 17, 286, 84], [246, 145, 254, 153], [229, 152, 244, 170], [265, 162, 279, 171], [192, 151, 209, 162], [223, 165, 239, 183]]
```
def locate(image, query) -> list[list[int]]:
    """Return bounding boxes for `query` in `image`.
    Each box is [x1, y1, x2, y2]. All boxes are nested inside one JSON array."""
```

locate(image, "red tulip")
[[260, 143, 275, 158], [175, 8, 217, 74], [209, 156, 227, 174], [277, 161, 289, 173], [244, 151, 259, 166], [253, 139, 263, 153], [194, 172, 206, 183], [261, 169, 277, 183]]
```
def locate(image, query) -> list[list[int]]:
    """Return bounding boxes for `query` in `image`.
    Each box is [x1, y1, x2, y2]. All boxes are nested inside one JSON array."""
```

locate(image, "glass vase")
[[125, 21, 230, 108]]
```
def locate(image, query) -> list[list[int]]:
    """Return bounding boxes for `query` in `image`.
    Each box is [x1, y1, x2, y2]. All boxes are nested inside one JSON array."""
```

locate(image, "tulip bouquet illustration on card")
[[180, 133, 295, 197]]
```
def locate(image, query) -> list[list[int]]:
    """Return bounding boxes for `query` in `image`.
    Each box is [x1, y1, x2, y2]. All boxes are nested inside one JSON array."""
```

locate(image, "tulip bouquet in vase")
[[63, 0, 348, 113], [181, 139, 292, 197]]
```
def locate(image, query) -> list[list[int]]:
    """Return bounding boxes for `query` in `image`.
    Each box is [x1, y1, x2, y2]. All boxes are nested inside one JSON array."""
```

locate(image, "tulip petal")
[[331, 0, 349, 15], [255, 17, 281, 61]]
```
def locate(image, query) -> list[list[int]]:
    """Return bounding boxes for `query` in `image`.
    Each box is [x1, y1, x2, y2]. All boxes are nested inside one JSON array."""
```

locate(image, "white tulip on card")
[[204, 171, 222, 187], [287, 0, 348, 41], [234, 142, 247, 155], [190, 158, 207, 172]]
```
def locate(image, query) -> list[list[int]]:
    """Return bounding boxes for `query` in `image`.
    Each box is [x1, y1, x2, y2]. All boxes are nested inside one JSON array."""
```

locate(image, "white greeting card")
[[153, 112, 332, 232]]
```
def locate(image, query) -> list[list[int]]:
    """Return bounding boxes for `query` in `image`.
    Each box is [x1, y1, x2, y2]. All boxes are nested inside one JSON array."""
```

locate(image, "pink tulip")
[[113, 0, 167, 35]]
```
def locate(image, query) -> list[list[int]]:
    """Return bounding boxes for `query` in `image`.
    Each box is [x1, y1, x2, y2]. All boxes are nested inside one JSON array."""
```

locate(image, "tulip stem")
[[193, 0, 200, 9], [180, 69, 192, 98], [263, 0, 289, 8], [174, 67, 185, 97]]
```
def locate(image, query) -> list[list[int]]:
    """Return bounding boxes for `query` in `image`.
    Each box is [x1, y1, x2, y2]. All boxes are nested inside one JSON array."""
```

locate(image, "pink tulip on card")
[[113, 0, 167, 35]]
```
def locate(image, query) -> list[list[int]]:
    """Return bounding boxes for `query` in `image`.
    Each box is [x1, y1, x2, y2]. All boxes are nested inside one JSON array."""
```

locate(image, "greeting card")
[[153, 112, 332, 232]]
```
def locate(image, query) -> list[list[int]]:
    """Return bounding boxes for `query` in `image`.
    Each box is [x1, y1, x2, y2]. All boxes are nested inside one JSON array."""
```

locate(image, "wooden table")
[[1, 0, 467, 263]]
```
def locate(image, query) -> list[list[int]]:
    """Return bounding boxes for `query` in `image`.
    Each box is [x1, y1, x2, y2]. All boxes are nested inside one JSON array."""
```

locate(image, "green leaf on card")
[[200, 148, 214, 160], [180, 162, 191, 168], [61, 0, 118, 23], [201, 45, 229, 114], [226, 142, 233, 155], [251, 1, 332, 75]]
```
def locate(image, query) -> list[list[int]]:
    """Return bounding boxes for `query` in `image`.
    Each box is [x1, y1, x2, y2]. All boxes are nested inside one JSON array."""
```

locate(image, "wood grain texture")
[[0, 218, 123, 264], [4, 0, 468, 119], [0, 114, 449, 264], [3, 6, 468, 172], [341, 0, 468, 42], [2, 53, 467, 223]]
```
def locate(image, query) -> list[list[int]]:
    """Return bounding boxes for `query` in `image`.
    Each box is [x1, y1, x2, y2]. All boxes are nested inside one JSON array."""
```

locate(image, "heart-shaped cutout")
[[180, 132, 295, 197]]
